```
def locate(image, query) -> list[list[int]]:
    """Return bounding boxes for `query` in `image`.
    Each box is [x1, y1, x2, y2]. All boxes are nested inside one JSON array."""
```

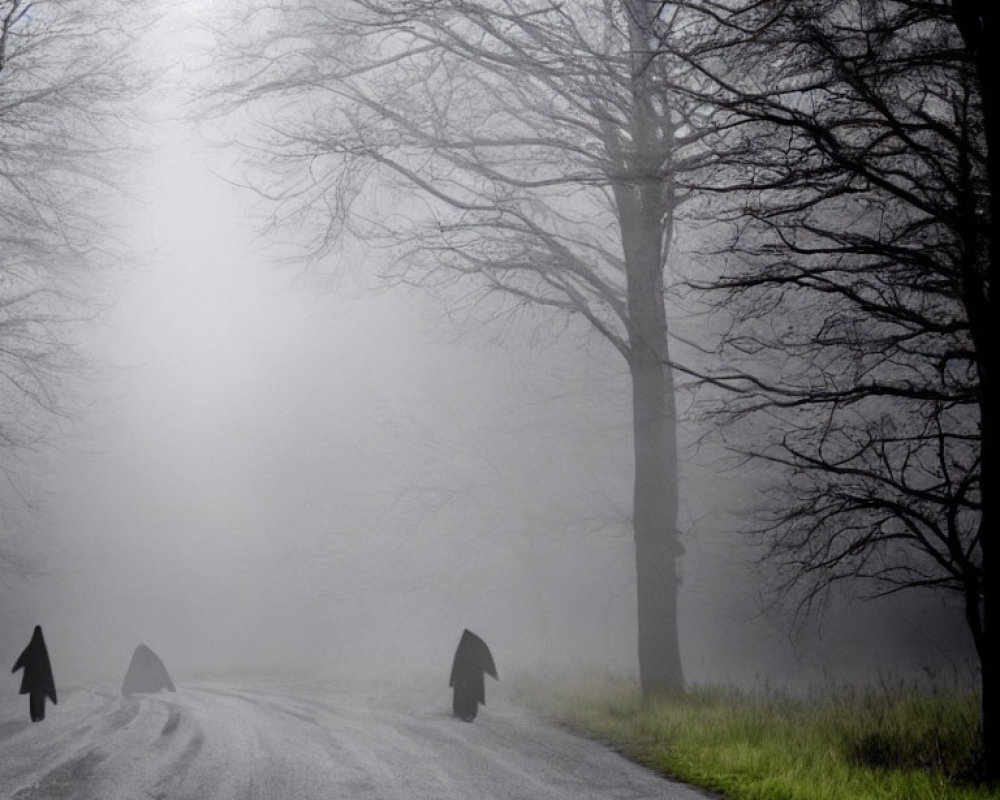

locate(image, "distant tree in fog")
[[0, 0, 146, 569], [209, 0, 721, 694], [678, 0, 997, 778]]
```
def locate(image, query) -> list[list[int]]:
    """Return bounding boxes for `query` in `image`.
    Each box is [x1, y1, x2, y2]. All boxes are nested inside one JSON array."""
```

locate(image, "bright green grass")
[[507, 676, 988, 800]]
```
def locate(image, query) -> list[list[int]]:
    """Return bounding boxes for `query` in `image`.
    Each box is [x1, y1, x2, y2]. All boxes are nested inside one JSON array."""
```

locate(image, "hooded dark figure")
[[121, 644, 176, 696], [449, 629, 497, 722], [11, 625, 57, 722]]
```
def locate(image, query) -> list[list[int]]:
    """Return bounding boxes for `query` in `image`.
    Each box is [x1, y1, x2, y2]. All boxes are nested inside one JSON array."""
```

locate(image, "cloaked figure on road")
[[449, 629, 497, 722], [121, 644, 176, 696], [11, 625, 57, 722]]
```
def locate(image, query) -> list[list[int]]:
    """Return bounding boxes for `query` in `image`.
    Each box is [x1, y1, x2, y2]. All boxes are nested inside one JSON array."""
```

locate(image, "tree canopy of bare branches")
[[1, 0, 147, 568], [210, 0, 723, 693], [683, 0, 997, 778]]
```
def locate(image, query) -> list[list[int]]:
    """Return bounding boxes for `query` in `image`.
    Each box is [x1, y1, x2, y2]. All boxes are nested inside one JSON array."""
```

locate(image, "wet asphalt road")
[[0, 680, 713, 800]]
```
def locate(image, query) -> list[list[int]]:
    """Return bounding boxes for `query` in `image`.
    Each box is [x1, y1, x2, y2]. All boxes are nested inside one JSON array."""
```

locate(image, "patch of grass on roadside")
[[506, 674, 987, 800]]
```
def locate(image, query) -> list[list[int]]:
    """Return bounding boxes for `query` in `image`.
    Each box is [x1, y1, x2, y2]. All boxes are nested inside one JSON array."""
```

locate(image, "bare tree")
[[210, 0, 718, 693], [680, 0, 997, 778], [1, 0, 147, 567]]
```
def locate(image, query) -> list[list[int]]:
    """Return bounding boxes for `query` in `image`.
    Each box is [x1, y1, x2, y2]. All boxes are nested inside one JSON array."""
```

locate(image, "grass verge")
[[507, 675, 988, 800]]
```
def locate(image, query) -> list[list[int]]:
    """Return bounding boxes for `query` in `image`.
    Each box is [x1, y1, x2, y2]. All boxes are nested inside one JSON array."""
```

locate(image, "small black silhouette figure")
[[121, 644, 176, 696], [449, 628, 497, 722], [11, 625, 57, 722]]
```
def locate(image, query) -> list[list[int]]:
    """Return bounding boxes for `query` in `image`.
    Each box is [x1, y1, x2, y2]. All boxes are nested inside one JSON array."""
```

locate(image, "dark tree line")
[[672, 0, 996, 779]]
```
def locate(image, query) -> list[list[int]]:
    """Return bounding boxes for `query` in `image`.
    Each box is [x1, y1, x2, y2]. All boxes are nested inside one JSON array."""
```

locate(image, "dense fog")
[[0, 1, 977, 694]]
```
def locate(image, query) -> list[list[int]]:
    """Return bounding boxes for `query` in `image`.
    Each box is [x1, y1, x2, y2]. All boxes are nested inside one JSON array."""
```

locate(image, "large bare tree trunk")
[[951, 4, 999, 778], [981, 426, 998, 781], [630, 349, 684, 694], [974, 44, 1000, 794], [972, 118, 999, 783], [623, 200, 684, 695], [615, 0, 685, 696]]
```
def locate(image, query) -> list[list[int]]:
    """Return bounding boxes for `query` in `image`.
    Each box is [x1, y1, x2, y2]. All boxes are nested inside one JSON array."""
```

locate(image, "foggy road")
[[0, 680, 711, 800]]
